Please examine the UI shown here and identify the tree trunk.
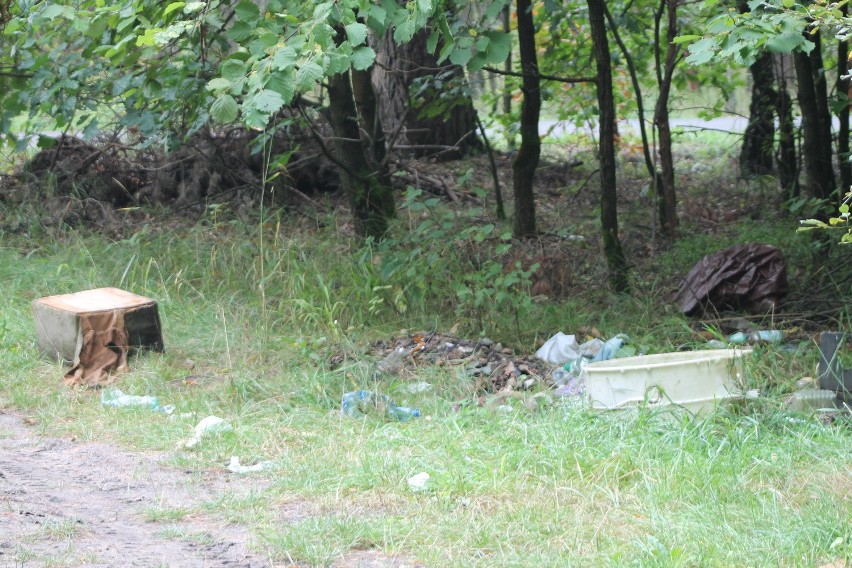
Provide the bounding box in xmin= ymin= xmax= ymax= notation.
xmin=372 ymin=26 xmax=480 ymax=159
xmin=512 ymin=0 xmax=541 ymax=238
xmin=327 ymin=63 xmax=395 ymax=238
xmin=740 ymin=52 xmax=776 ymax=176
xmin=604 ymin=4 xmax=662 ymax=193
xmin=587 ymin=0 xmax=628 ymax=292
xmin=794 ymin=31 xmax=836 ymax=200
xmin=653 ymin=0 xmax=679 ymax=238
xmin=838 ymin=11 xmax=851 ymax=195
xmin=774 ymin=55 xmax=799 ymax=198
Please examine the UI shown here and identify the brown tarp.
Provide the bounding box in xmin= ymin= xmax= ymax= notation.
xmin=676 ymin=243 xmax=788 ymax=316
xmin=63 ymin=311 xmax=129 ymax=387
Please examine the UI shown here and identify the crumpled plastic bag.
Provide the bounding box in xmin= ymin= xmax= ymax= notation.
xmin=535 ymin=332 xmax=581 ymax=364
xmin=676 ymin=243 xmax=788 ymax=316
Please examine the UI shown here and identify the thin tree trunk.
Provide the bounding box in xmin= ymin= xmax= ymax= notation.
xmin=794 ymin=31 xmax=836 ymax=200
xmin=512 ymin=0 xmax=540 ymax=238
xmin=502 ymin=4 xmax=512 ymax=117
xmin=604 ymin=4 xmax=662 ymax=192
xmin=740 ymin=52 xmax=776 ymax=176
xmin=838 ymin=9 xmax=851 ymax=195
xmin=588 ymin=0 xmax=629 ymax=291
xmin=775 ymin=55 xmax=799 ymax=198
xmin=653 ymin=0 xmax=679 ymax=238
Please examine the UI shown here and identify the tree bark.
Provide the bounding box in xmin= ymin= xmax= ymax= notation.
xmin=740 ymin=52 xmax=776 ymax=176
xmin=794 ymin=31 xmax=836 ymax=200
xmin=326 ymin=40 xmax=395 ymax=239
xmin=512 ymin=0 xmax=541 ymax=238
xmin=774 ymin=55 xmax=799 ymax=198
xmin=653 ymin=0 xmax=679 ymax=238
xmin=838 ymin=10 xmax=851 ymax=195
xmin=372 ymin=26 xmax=480 ymax=159
xmin=588 ymin=0 xmax=629 ymax=291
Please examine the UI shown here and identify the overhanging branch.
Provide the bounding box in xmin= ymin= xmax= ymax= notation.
xmin=482 ymin=66 xmax=596 ymax=85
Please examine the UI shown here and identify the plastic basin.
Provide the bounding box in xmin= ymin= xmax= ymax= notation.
xmin=584 ymin=349 xmax=751 ymax=414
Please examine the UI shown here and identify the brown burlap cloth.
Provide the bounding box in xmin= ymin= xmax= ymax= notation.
xmin=63 ymin=311 xmax=130 ymax=387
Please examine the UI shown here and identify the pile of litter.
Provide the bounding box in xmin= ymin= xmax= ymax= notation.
xmin=372 ymin=332 xmax=580 ymax=393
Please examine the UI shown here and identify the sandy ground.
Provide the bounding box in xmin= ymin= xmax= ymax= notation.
xmin=0 ymin=410 xmax=419 ymax=568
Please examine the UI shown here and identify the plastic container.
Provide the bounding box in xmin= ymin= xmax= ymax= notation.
xmin=584 ymin=349 xmax=751 ymax=414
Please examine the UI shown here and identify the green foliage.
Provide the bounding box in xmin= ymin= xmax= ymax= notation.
xmin=683 ymin=0 xmax=814 ymax=66
xmin=2 ymin=0 xmax=513 ymax=145
xmin=366 ymin=187 xmax=536 ymax=338
xmin=799 ymin=192 xmax=852 ymax=244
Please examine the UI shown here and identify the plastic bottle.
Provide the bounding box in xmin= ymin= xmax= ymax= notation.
xmin=387 ymin=405 xmax=421 ymax=421
xmin=376 ymin=347 xmax=411 ymax=375
xmin=101 ymin=388 xmax=173 ymax=413
xmin=341 ymin=390 xmax=421 ymax=421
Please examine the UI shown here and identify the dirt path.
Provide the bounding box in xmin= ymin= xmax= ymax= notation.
xmin=0 ymin=410 xmax=276 ymax=567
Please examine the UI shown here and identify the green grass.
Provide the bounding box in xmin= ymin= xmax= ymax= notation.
xmin=1 ymin=193 xmax=850 ymax=567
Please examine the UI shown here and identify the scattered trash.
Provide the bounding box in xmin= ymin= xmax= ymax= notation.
xmin=33 ymin=287 xmax=163 ymax=387
xmin=406 ymin=381 xmax=433 ymax=394
xmin=372 ymin=332 xmax=550 ymax=393
xmin=535 ymin=332 xmax=583 ymax=365
xmin=535 ymin=332 xmax=630 ymax=398
xmin=226 ymin=456 xmax=271 ymax=474
xmin=786 ymin=390 xmax=838 ymax=412
xmin=185 ymin=415 xmax=232 ymax=448
xmin=341 ymin=390 xmax=421 ymax=421
xmin=676 ymin=243 xmax=788 ymax=316
xmin=585 ymin=349 xmax=751 ymax=415
xmin=376 ymin=346 xmax=412 ymax=376
xmin=750 ymin=330 xmax=784 ymax=343
xmin=101 ymin=388 xmax=174 ymax=414
xmin=407 ymin=472 xmax=430 ymax=491
xmin=727 ymin=332 xmax=749 ymax=345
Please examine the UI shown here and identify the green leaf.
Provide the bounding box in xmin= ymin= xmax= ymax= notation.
xmin=296 ymin=61 xmax=324 ymax=92
xmin=163 ymin=2 xmax=186 ymax=16
xmin=210 ymin=94 xmax=239 ymax=123
xmin=234 ymin=0 xmax=260 ymax=22
xmin=426 ymin=29 xmax=440 ymax=53
xmin=345 ymin=22 xmax=368 ymax=46
xmin=273 ymin=46 xmax=298 ymax=70
xmin=251 ymin=89 xmax=285 ymax=113
xmin=416 ymin=0 xmax=433 ymax=15
xmin=325 ymin=47 xmax=352 ymax=75
xmin=449 ymin=46 xmax=473 ymax=66
xmin=228 ymin=21 xmax=254 ymax=42
xmin=206 ymin=77 xmax=232 ymax=91
xmin=39 ymin=5 xmax=67 ymax=20
xmin=351 ymin=46 xmax=375 ymax=70
xmin=266 ymin=70 xmax=295 ymax=103
xmin=483 ymin=31 xmax=510 ymax=65
xmin=221 ymin=59 xmax=246 ymax=82
xmin=673 ymin=34 xmax=701 ymax=44
xmin=766 ymin=31 xmax=805 ymax=53
xmin=685 ymin=37 xmax=718 ymax=65
xmin=394 ymin=19 xmax=416 ymax=43
xmin=313 ymin=2 xmax=333 ymax=21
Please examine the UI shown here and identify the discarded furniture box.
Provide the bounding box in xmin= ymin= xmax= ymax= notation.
xmin=584 ymin=349 xmax=751 ymax=415
xmin=33 ymin=288 xmax=163 ymax=386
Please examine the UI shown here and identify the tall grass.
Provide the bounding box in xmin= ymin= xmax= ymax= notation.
xmin=0 ymin=190 xmax=849 ymax=567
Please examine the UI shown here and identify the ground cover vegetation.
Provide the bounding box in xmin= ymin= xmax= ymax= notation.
xmin=1 ymin=0 xmax=851 ymax=566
